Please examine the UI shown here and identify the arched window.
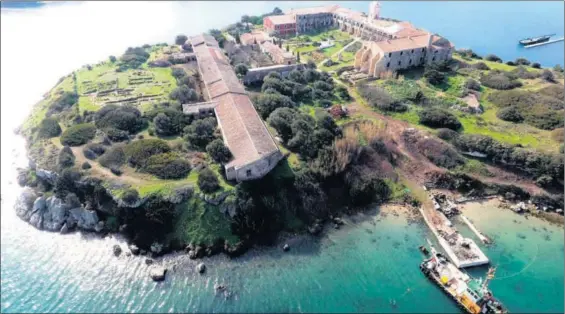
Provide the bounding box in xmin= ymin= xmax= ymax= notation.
xmin=398 ymin=60 xmax=401 ymax=66
xmin=386 ymin=62 xmax=390 ymax=68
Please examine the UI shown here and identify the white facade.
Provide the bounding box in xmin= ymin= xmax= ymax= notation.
xmin=368 ymin=1 xmax=381 ymax=21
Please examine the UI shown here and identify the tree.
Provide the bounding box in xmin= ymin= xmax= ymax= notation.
xmin=531 ymin=62 xmax=541 ymax=69
xmin=273 ymin=7 xmax=282 ymax=14
xmin=154 ymin=113 xmax=174 ymax=136
xmin=60 ymin=123 xmax=96 ymax=146
xmin=95 ymin=105 xmax=147 ymax=134
xmin=254 ymin=92 xmax=295 ymax=119
xmin=278 ymin=40 xmax=282 ymax=48
xmin=235 ymin=63 xmax=248 ymax=76
xmin=58 ymin=146 xmax=75 ymax=169
xmin=285 ymin=45 xmax=289 ymax=52
xmin=306 ymin=59 xmax=315 ymax=69
xmin=198 ymin=168 xmax=220 ymax=193
xmin=206 ymin=139 xmax=232 ymax=163
xmin=38 ymin=118 xmax=61 ymax=138
xmin=268 ymin=107 xmax=296 ymax=142
xmin=170 ymin=85 xmax=198 ymax=103
xmin=335 ymin=85 xmax=350 ymax=100
xmin=235 ymin=33 xmax=241 ymax=44
xmin=184 ymin=117 xmax=217 ymax=148
xmin=171 ymin=67 xmax=186 ymax=79
xmin=175 ymin=34 xmax=188 ymax=45
xmin=297 ymin=51 xmax=301 ymax=63
xmin=109 ymin=55 xmax=117 ymax=63
xmin=553 ymin=64 xmax=564 ymax=73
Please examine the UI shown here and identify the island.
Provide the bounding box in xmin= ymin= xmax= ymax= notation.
xmin=14 ymin=2 xmax=564 ymax=266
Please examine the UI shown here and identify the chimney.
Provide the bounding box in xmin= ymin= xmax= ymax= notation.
xmin=427 ymin=33 xmax=433 ymax=48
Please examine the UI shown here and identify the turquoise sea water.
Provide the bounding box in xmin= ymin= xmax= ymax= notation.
xmin=1 ymin=2 xmax=564 ymax=313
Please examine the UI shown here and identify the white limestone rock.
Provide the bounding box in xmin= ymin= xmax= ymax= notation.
xmin=149 ymin=266 xmax=167 ymax=281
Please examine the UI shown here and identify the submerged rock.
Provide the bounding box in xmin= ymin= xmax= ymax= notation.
xmin=149 ymin=266 xmax=167 ymax=282
xmin=283 ymin=244 xmax=290 ymax=252
xmin=308 ymin=223 xmax=322 ymax=235
xmin=196 ymin=263 xmax=206 ymax=274
xmin=113 ymin=245 xmax=122 ymax=257
xmin=129 ymin=244 xmax=140 ymax=255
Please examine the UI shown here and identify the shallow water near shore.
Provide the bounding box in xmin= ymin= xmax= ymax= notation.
xmin=1 ymin=1 xmax=564 ymax=313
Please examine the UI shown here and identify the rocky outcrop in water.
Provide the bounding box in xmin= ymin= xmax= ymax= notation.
xmin=149 ymin=266 xmax=167 ymax=281
xmin=15 ymin=190 xmax=100 ymax=232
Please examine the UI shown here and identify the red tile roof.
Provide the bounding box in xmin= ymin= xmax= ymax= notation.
xmin=190 ymin=35 xmax=280 ymax=169
xmin=266 ymin=14 xmax=296 ymax=25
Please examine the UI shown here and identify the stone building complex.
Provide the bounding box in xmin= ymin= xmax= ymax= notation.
xmin=183 ymin=34 xmax=283 ymax=182
xmin=263 ymin=1 xmax=453 ymax=76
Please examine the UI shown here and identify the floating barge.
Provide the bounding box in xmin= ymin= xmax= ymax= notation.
xmin=420 ymin=242 xmax=508 ymax=314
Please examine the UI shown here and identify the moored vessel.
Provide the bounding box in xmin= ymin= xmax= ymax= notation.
xmin=420 ymin=241 xmax=507 ymax=314
xmin=519 ymin=34 xmax=554 ymax=46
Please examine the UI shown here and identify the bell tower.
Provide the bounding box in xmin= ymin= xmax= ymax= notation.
xmin=368 ymin=1 xmax=381 ymax=21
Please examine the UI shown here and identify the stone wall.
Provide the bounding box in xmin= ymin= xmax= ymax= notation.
xmin=227 ymin=150 xmax=283 ymax=181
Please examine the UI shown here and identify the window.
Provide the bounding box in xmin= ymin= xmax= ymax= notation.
xmin=246 ymin=169 xmax=252 ymax=177
xmin=398 ymin=61 xmax=401 ymax=66
xmin=432 ymin=56 xmax=436 ymax=61
xmin=386 ymin=62 xmax=390 ymax=68
xmin=409 ymin=59 xmax=412 ymax=65
xmin=434 ymin=50 xmax=438 ymax=54
xmin=411 ymin=49 xmax=414 ymax=53
xmin=388 ymin=52 xmax=392 ymax=57
xmin=400 ymin=51 xmax=403 ymax=56
xmin=421 ymin=48 xmax=425 ymax=52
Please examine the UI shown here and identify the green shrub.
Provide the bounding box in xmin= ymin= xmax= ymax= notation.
xmin=464 ymin=78 xmax=481 ymax=91
xmin=418 ymin=108 xmax=461 ymax=130
xmin=473 ymin=62 xmax=490 ymax=70
xmin=170 ymin=85 xmax=199 ymax=103
xmin=198 ymin=168 xmax=220 ymax=193
xmin=496 ymin=106 xmax=523 ymax=122
xmin=58 ymin=146 xmax=75 ymax=169
xmin=118 ymin=47 xmax=150 ymax=70
xmin=104 ymin=128 xmax=130 ymax=142
xmin=506 ymin=61 xmax=516 ymax=66
xmin=122 ymin=188 xmax=140 ymax=204
xmin=345 ymin=166 xmax=390 ymax=206
xmin=358 ymin=84 xmax=407 ymax=111
xmin=541 ymin=69 xmax=555 ymax=82
xmin=531 ymin=62 xmax=541 ymax=69
xmin=235 ymin=64 xmax=248 ymax=76
xmin=124 ymin=139 xmax=170 ymax=168
xmin=515 ymin=57 xmax=530 ymax=66
xmin=145 ymin=108 xmax=192 ymax=136
xmin=480 ymin=72 xmax=522 ymax=90
xmin=60 ymin=123 xmax=96 ymax=146
xmin=82 ymin=162 xmax=91 ymax=169
xmin=171 ymin=68 xmax=186 ymax=79
xmin=83 ymin=143 xmax=106 ymax=160
xmin=437 ymin=128 xmax=460 ymax=141
xmin=511 ymin=66 xmax=540 ymax=80
xmin=38 ymin=118 xmax=62 ymax=138
xmin=98 ymin=145 xmax=126 ymax=169
xmin=94 ymin=105 xmax=146 ymax=134
xmin=424 ymin=69 xmax=445 ymax=85
xmin=142 ymin=152 xmax=191 ymax=179
xmin=47 ymin=92 xmax=78 ymax=115
xmin=484 ymin=54 xmax=502 ymax=62
xmin=206 ymin=139 xmax=232 ymax=163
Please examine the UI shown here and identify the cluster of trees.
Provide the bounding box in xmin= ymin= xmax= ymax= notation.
xmin=464 ymin=78 xmax=481 ymax=91
xmin=145 ymin=107 xmax=192 ymax=136
xmin=119 ymin=139 xmax=191 ymax=179
xmin=184 ymin=116 xmax=217 ymax=149
xmin=418 ymin=108 xmax=462 ymax=130
xmin=47 ymin=92 xmax=78 ymax=116
xmin=197 ymin=168 xmax=220 ymax=193
xmin=488 ymin=87 xmax=564 ymax=130
xmin=268 ymin=108 xmax=339 ymax=159
xmin=357 ymin=84 xmax=408 ymax=112
xmin=169 ymin=68 xmax=200 ymax=104
xmin=253 ymin=70 xmax=340 ymax=119
xmin=208 ymin=29 xmax=225 ymax=48
xmin=451 ymin=134 xmax=563 ymax=184
xmin=480 ymin=70 xmax=523 ymax=90
xmin=60 ymin=123 xmax=97 ymax=146
xmin=117 ymin=47 xmax=150 ymax=71
xmin=94 ymin=105 xmax=147 ymax=139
